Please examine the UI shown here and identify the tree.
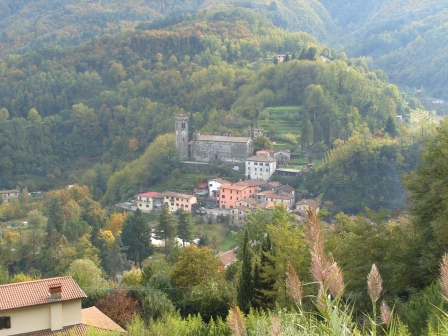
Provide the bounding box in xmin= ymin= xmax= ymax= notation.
xmin=155 ymin=204 xmax=177 ymax=259
xmin=171 ymin=245 xmax=222 ymax=288
xmin=46 ymin=198 xmax=65 ymax=238
xmin=121 ymin=208 xmax=153 ymax=268
xmin=237 ymin=229 xmax=253 ymax=314
xmin=98 ymin=289 xmax=139 ymax=328
xmin=25 ymin=209 xmax=45 ymax=269
xmin=254 ymin=135 xmax=273 ymax=151
xmin=177 ymin=209 xmax=195 ymax=247
xmin=385 ymin=115 xmax=397 ymax=137
xmin=253 ymin=234 xmax=276 ymax=309
xmin=100 ymin=231 xmax=128 ymax=280
xmin=404 ymin=120 xmax=448 ymax=288
xmin=106 ymin=212 xmax=127 ymax=235
xmin=65 ymin=258 xmax=107 ymax=289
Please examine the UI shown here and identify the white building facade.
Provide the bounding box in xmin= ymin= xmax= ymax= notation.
xmin=245 ymin=155 xmax=277 ymax=181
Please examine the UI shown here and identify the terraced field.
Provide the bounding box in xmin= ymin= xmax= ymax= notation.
xmin=256 ymin=106 xmax=302 ymax=149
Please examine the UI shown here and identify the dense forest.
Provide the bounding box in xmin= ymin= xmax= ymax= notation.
xmin=2 ymin=0 xmax=448 ymax=99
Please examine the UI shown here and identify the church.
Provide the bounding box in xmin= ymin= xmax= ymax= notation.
xmin=175 ymin=114 xmax=254 ymax=163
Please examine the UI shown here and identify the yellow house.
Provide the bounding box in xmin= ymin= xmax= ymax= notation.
xmin=0 ymin=276 xmax=124 ymax=335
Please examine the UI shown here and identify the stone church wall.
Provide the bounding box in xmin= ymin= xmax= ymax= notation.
xmin=192 ymin=140 xmax=252 ymax=163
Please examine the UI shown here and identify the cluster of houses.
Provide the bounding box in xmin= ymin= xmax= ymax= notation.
xmin=128 ymin=176 xmax=321 ymax=227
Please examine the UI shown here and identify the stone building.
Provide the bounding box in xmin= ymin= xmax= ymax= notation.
xmin=175 ymin=115 xmax=253 ymax=163
xmin=175 ymin=114 xmax=189 ymax=160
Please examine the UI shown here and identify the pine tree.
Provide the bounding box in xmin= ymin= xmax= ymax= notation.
xmin=121 ymin=208 xmax=153 ymax=267
xmin=155 ymin=203 xmax=177 ymax=259
xmin=237 ymin=229 xmax=253 ymax=314
xmin=46 ymin=198 xmax=65 ymax=240
xmin=177 ymin=209 xmax=195 ymax=247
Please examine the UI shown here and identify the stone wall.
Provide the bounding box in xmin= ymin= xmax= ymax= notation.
xmin=192 ymin=140 xmax=253 ymax=163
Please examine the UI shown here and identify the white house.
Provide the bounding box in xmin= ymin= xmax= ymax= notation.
xmin=208 ymin=178 xmax=229 ymax=200
xmin=135 ymin=191 xmax=164 ymax=212
xmin=245 ymin=155 xmax=277 ymax=181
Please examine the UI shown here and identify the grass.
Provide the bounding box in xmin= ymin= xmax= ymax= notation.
xmin=195 ymin=222 xmax=231 ymax=252
xmin=219 ymin=233 xmax=238 ymax=252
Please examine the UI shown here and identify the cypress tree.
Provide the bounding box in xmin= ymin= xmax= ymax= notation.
xmin=237 ymin=228 xmax=253 ymax=314
xmin=177 ymin=208 xmax=195 ymax=247
xmin=257 ymin=234 xmax=277 ymax=309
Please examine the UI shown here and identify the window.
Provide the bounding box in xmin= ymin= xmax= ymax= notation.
xmin=139 ymin=204 xmax=142 ymax=207
xmin=0 ymin=316 xmax=11 ymax=329
xmin=265 ymin=163 xmax=269 ymax=166
xmin=230 ymin=196 xmax=233 ymax=200
xmin=222 ymin=195 xmax=225 ymax=198
xmin=176 ymin=203 xmax=179 ymax=207
xmin=176 ymin=198 xmax=179 ymax=201
xmin=171 ymin=202 xmax=174 ymax=206
xmin=185 ymin=205 xmax=188 ymax=208
xmin=146 ymin=205 xmax=149 ymax=208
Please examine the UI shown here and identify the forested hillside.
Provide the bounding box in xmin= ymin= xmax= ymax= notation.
xmin=0 ymin=0 xmax=335 ymax=56
xmin=0 ymin=9 xmax=414 ymax=200
xmin=320 ymin=0 xmax=448 ymax=99
xmin=3 ymin=0 xmax=448 ymax=99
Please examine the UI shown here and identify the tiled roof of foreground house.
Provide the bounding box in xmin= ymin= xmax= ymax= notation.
xmin=0 ymin=277 xmax=86 ymax=310
xmin=82 ymin=306 xmax=125 ymax=333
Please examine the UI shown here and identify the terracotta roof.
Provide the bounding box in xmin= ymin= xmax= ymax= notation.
xmin=236 ymin=179 xmax=268 ymax=187
xmin=266 ymin=182 xmax=282 ymax=188
xmin=255 ymin=201 xmax=275 ymax=209
xmin=246 ymin=154 xmax=276 ymax=162
xmin=236 ymin=198 xmax=260 ymax=206
xmin=136 ymin=191 xmax=162 ymax=198
xmin=234 ymin=205 xmax=251 ymax=213
xmin=295 ymin=199 xmax=321 ymax=209
xmin=0 ymin=277 xmax=86 ymax=311
xmin=209 ymin=178 xmax=229 ymax=184
xmin=256 ymin=150 xmax=270 ymax=156
xmin=220 ymin=183 xmax=248 ymax=191
xmin=21 ymin=323 xmax=123 ymax=335
xmin=278 ymin=184 xmax=295 ymax=192
xmin=218 ymin=250 xmax=238 ymax=268
xmin=196 ymin=135 xmax=251 ymax=143
xmin=162 ymin=191 xmax=196 ymax=199
xmin=82 ymin=306 xmax=125 ymax=333
xmin=197 ymin=182 xmax=208 ymax=189
xmin=255 ymin=191 xmax=294 ymax=200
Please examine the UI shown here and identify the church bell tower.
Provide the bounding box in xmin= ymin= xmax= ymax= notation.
xmin=175 ymin=114 xmax=189 ymax=160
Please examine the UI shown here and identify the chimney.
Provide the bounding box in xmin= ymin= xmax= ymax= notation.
xmin=49 ymin=284 xmax=62 ymax=300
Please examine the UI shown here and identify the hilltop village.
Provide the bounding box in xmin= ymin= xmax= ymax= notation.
xmin=118 ymin=115 xmax=320 ymax=228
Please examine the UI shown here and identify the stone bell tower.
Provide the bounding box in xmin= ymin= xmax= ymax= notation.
xmin=175 ymin=114 xmax=189 ymax=160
